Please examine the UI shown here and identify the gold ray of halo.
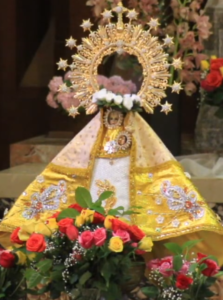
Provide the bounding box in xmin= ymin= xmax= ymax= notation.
xmin=61 ymin=1 xmax=176 ymax=116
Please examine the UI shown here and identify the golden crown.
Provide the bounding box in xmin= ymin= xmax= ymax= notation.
xmin=56 ymin=1 xmax=182 ymax=118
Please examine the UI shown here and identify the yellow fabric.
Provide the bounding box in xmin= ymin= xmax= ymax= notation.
xmin=0 ymin=110 xmax=223 ymax=266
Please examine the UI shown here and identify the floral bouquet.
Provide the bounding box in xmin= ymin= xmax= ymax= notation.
xmin=141 ymin=240 xmax=223 ymax=300
xmin=86 ymin=0 xmax=212 ymax=96
xmin=3 ymin=187 xmax=153 ymax=300
xmin=199 ymin=57 xmax=223 ymax=118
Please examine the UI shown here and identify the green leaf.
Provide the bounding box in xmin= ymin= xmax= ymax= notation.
xmin=51 ymin=271 xmax=62 ymax=281
xmin=27 ymin=272 xmax=43 ymax=288
xmin=215 ymin=271 xmax=223 ymax=277
xmin=173 ymin=255 xmax=183 ymax=271
xmin=189 ymin=263 xmax=198 ymax=273
xmin=182 ymin=239 xmax=202 ymax=251
xmin=89 ymin=204 xmax=105 ymax=215
xmin=79 ymin=271 xmax=92 ymax=285
xmin=101 ymin=261 xmax=112 ymax=286
xmin=164 ymin=242 xmax=182 ymax=255
xmin=141 ymin=286 xmax=159 ymax=298
xmin=57 ymin=208 xmax=79 ymax=221
xmin=95 ymin=191 xmax=114 ymax=206
xmin=36 ymin=259 xmax=52 ymax=273
xmin=205 ymin=276 xmax=217 ymax=287
xmin=70 ymin=273 xmax=78 ymax=284
xmin=75 ymin=187 xmax=92 ymax=208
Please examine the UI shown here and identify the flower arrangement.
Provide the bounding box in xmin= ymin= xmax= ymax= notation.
xmin=200 ymin=57 xmax=223 ymax=118
xmin=141 ymin=240 xmax=223 ymax=300
xmin=46 ymin=73 xmax=138 ymax=114
xmin=86 ymin=0 xmax=212 ymax=96
xmin=1 ymin=187 xmax=152 ymax=300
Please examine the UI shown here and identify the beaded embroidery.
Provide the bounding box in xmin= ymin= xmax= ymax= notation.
xmin=22 ymin=180 xmax=67 ymax=220
xmin=161 ymin=180 xmax=205 ymax=220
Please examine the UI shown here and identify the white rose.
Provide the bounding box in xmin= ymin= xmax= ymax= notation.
xmin=131 ymin=94 xmax=141 ymax=103
xmin=114 ymin=95 xmax=123 ymax=105
xmin=123 ymin=94 xmax=133 ymax=110
xmin=97 ymin=88 xmax=107 ymax=99
xmin=105 ymin=92 xmax=115 ymax=103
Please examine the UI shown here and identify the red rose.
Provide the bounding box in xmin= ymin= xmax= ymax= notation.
xmin=197 ymin=253 xmax=220 ymax=276
xmin=127 ymin=225 xmax=146 ymax=242
xmin=201 ymin=70 xmax=223 ymax=91
xmin=66 ymin=225 xmax=79 ymax=241
xmin=26 ymin=233 xmax=46 ymax=252
xmin=10 ymin=227 xmax=24 ymax=245
xmin=78 ymin=231 xmax=94 ymax=249
xmin=48 ymin=211 xmax=60 ymax=219
xmin=69 ymin=203 xmax=83 ymax=212
xmin=94 ymin=228 xmax=107 ymax=246
xmin=93 ymin=212 xmax=105 ymax=224
xmin=111 ymin=219 xmax=130 ymax=232
xmin=58 ymin=218 xmax=74 ymax=234
xmin=210 ymin=58 xmax=223 ymax=71
xmin=73 ymin=253 xmax=83 ymax=261
xmin=0 ymin=251 xmax=15 ymax=268
xmin=131 ymin=243 xmax=146 ymax=255
xmin=176 ymin=274 xmax=193 ymax=290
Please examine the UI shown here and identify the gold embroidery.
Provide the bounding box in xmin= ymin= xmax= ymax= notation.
xmin=96 ymin=180 xmax=117 ymax=213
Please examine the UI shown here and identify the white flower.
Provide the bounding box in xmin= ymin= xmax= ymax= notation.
xmin=131 ymin=94 xmax=141 ymax=103
xmin=114 ymin=95 xmax=123 ymax=105
xmin=123 ymin=94 xmax=133 ymax=110
xmin=105 ymin=92 xmax=115 ymax=103
xmin=92 ymin=88 xmax=107 ymax=103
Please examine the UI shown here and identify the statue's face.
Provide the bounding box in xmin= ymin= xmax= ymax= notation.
xmin=118 ymin=135 xmax=127 ymax=145
xmin=108 ymin=112 xmax=120 ymax=126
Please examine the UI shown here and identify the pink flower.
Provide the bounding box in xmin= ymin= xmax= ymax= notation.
xmin=113 ymin=229 xmax=130 ymax=243
xmin=179 ymin=31 xmax=195 ymax=50
xmin=195 ymin=15 xmax=212 ymax=40
xmin=78 ymin=231 xmax=95 ymax=249
xmin=64 ymin=71 xmax=72 ymax=81
xmin=97 ymin=75 xmax=109 ymax=88
xmin=66 ymin=225 xmax=79 ymax=241
xmin=48 ymin=76 xmax=63 ymax=93
xmin=147 ymin=258 xmax=161 ymax=270
xmin=179 ymin=261 xmax=191 ymax=274
xmin=179 ymin=7 xmax=189 ymax=20
xmin=57 ymin=92 xmax=80 ymax=110
xmin=46 ymin=92 xmax=59 ymax=109
xmin=158 ymin=256 xmax=174 ymax=277
xmin=183 ymin=57 xmax=195 ymax=70
xmin=94 ymin=228 xmax=107 ymax=246
xmin=184 ymin=82 xmax=197 ymax=96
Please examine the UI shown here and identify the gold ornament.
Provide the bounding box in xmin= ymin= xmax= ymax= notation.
xmin=59 ymin=1 xmax=181 ymax=117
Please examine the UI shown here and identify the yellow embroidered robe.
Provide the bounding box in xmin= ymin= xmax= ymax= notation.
xmin=1 ymin=111 xmax=223 ymax=263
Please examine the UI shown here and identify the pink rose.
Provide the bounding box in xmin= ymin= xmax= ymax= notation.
xmin=113 ymin=229 xmax=130 ymax=243
xmin=46 ymin=92 xmax=59 ymax=109
xmin=66 ymin=225 xmax=79 ymax=241
xmin=158 ymin=257 xmax=174 ymax=277
xmin=179 ymin=261 xmax=190 ymax=274
xmin=78 ymin=231 xmax=95 ymax=249
xmin=48 ymin=76 xmax=63 ymax=93
xmin=147 ymin=258 xmax=161 ymax=270
xmin=94 ymin=228 xmax=107 ymax=246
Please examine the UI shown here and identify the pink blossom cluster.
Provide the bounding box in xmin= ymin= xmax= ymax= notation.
xmin=97 ymin=75 xmax=137 ymax=94
xmin=86 ymin=0 xmax=213 ymax=96
xmin=46 ymin=73 xmax=80 ymax=110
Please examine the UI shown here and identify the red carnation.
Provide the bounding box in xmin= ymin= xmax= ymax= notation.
xmin=176 ymin=274 xmax=193 ymax=290
xmin=92 ymin=212 xmax=105 ymax=224
xmin=69 ymin=203 xmax=83 ymax=212
xmin=110 ymin=219 xmax=130 ymax=232
xmin=10 ymin=227 xmax=24 ymax=245
xmin=127 ymin=225 xmax=145 ymax=242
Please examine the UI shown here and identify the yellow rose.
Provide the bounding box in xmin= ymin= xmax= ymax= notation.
xmin=104 ymin=215 xmax=116 ymax=230
xmin=220 ymin=66 xmax=223 ymax=77
xmin=75 ymin=215 xmax=85 ymax=227
xmin=27 ymin=253 xmax=36 ymax=261
xmin=34 ymin=222 xmax=51 ymax=237
xmin=18 ymin=229 xmax=31 ymax=241
xmin=109 ymin=237 xmax=123 ymax=252
xmin=211 ymin=55 xmax=217 ymax=59
xmin=80 ymin=209 xmax=94 ymax=223
xmin=16 ymin=251 xmax=27 ymax=265
xmin=47 ymin=218 xmax=59 ymax=232
xmin=200 ymin=60 xmax=209 ymax=71
xmin=138 ymin=237 xmax=153 ymax=252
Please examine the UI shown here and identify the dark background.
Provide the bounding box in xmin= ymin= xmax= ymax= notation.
xmin=0 ymin=0 xmax=208 ymax=170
